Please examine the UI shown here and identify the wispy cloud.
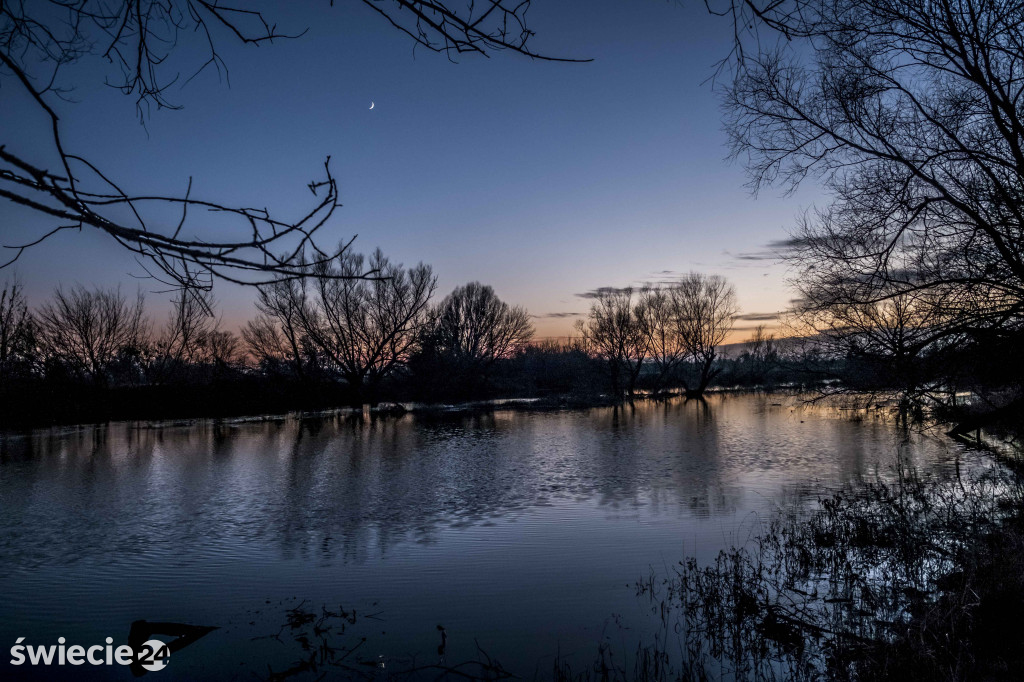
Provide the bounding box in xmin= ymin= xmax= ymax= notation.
xmin=728 ymin=237 xmax=808 ymax=262
xmin=734 ymin=311 xmax=781 ymax=322
xmin=532 ymin=312 xmax=582 ymax=319
xmin=574 ymin=286 xmax=634 ymax=299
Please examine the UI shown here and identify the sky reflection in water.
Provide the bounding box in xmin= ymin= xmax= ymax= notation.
xmin=0 ymin=394 xmax=963 ymax=679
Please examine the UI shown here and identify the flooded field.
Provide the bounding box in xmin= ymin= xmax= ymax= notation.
xmin=0 ymin=394 xmax=966 ymax=679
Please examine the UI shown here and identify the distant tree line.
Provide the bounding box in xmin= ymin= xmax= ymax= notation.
xmin=11 ymin=238 xmax=1016 ymax=431
xmin=1 ymin=252 xmax=806 ymax=427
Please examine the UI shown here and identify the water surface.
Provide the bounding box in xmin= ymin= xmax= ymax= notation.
xmin=0 ymin=394 xmax=964 ymax=679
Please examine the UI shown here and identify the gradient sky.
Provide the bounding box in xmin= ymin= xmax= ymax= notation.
xmin=0 ymin=0 xmax=821 ymax=341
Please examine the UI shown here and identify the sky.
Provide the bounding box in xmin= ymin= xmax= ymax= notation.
xmin=0 ymin=0 xmax=821 ymax=342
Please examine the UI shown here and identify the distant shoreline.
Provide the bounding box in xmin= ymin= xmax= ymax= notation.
xmin=0 ymin=383 xmax=783 ymax=434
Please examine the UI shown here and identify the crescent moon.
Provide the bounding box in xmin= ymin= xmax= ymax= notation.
xmin=369 ymin=101 xmax=375 ymax=110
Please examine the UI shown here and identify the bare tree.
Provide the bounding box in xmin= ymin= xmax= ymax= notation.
xmin=672 ymin=273 xmax=738 ymax=397
xmin=206 ymin=329 xmax=242 ymax=373
xmin=793 ymin=277 xmax=962 ymax=401
xmin=429 ymin=282 xmax=534 ymax=370
xmin=351 ymin=1 xmax=591 ymax=62
xmin=244 ymin=314 xmax=296 ymax=377
xmin=576 ymin=288 xmax=649 ymax=398
xmin=0 ymin=2 xmax=584 ymax=289
xmin=743 ymin=325 xmax=775 ymax=360
xmin=150 ymin=288 xmax=216 ymax=380
xmin=737 ymin=324 xmax=779 ymax=386
xmin=0 ymin=278 xmax=35 ymax=382
xmin=243 ymin=279 xmax=315 ymax=379
xmin=297 ymin=248 xmax=436 ymax=398
xmin=720 ymin=0 xmax=1024 ymax=378
xmin=149 ymin=287 xmax=247 ymax=381
xmin=637 ymin=286 xmax=687 ymax=394
xmin=36 ymin=285 xmax=150 ymax=386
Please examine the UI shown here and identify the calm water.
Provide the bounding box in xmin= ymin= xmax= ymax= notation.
xmin=0 ymin=394 xmax=965 ymax=679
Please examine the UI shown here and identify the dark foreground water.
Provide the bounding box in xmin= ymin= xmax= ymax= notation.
xmin=0 ymin=394 xmax=965 ymax=680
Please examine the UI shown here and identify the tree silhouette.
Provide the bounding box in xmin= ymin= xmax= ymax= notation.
xmin=244 ymin=279 xmax=314 ymax=380
xmin=0 ymin=278 xmax=35 ymax=382
xmin=293 ymin=249 xmax=436 ymax=399
xmin=35 ymin=284 xmax=150 ymax=386
xmin=673 ymin=273 xmax=738 ymax=396
xmin=576 ymin=288 xmax=649 ymax=399
xmin=637 ymin=286 xmax=688 ymax=394
xmin=429 ymin=282 xmax=534 ymax=369
xmin=721 ymin=0 xmax=1024 ymax=387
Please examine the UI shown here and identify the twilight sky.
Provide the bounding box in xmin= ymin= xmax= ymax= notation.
xmin=0 ymin=0 xmax=820 ymax=341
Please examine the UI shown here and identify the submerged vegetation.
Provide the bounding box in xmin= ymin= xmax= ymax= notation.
xmin=551 ymin=447 xmax=1024 ymax=682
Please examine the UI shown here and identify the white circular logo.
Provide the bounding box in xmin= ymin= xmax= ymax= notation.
xmin=138 ymin=639 xmax=171 ymax=672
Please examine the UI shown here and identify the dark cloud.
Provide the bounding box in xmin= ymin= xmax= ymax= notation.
xmin=574 ymin=286 xmax=633 ymax=299
xmin=532 ymin=312 xmax=582 ymax=319
xmin=730 ymin=237 xmax=810 ymax=261
xmin=765 ymin=237 xmax=809 ymax=250
xmin=733 ymin=312 xmax=780 ymax=322
xmin=733 ymin=252 xmax=778 ymax=261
